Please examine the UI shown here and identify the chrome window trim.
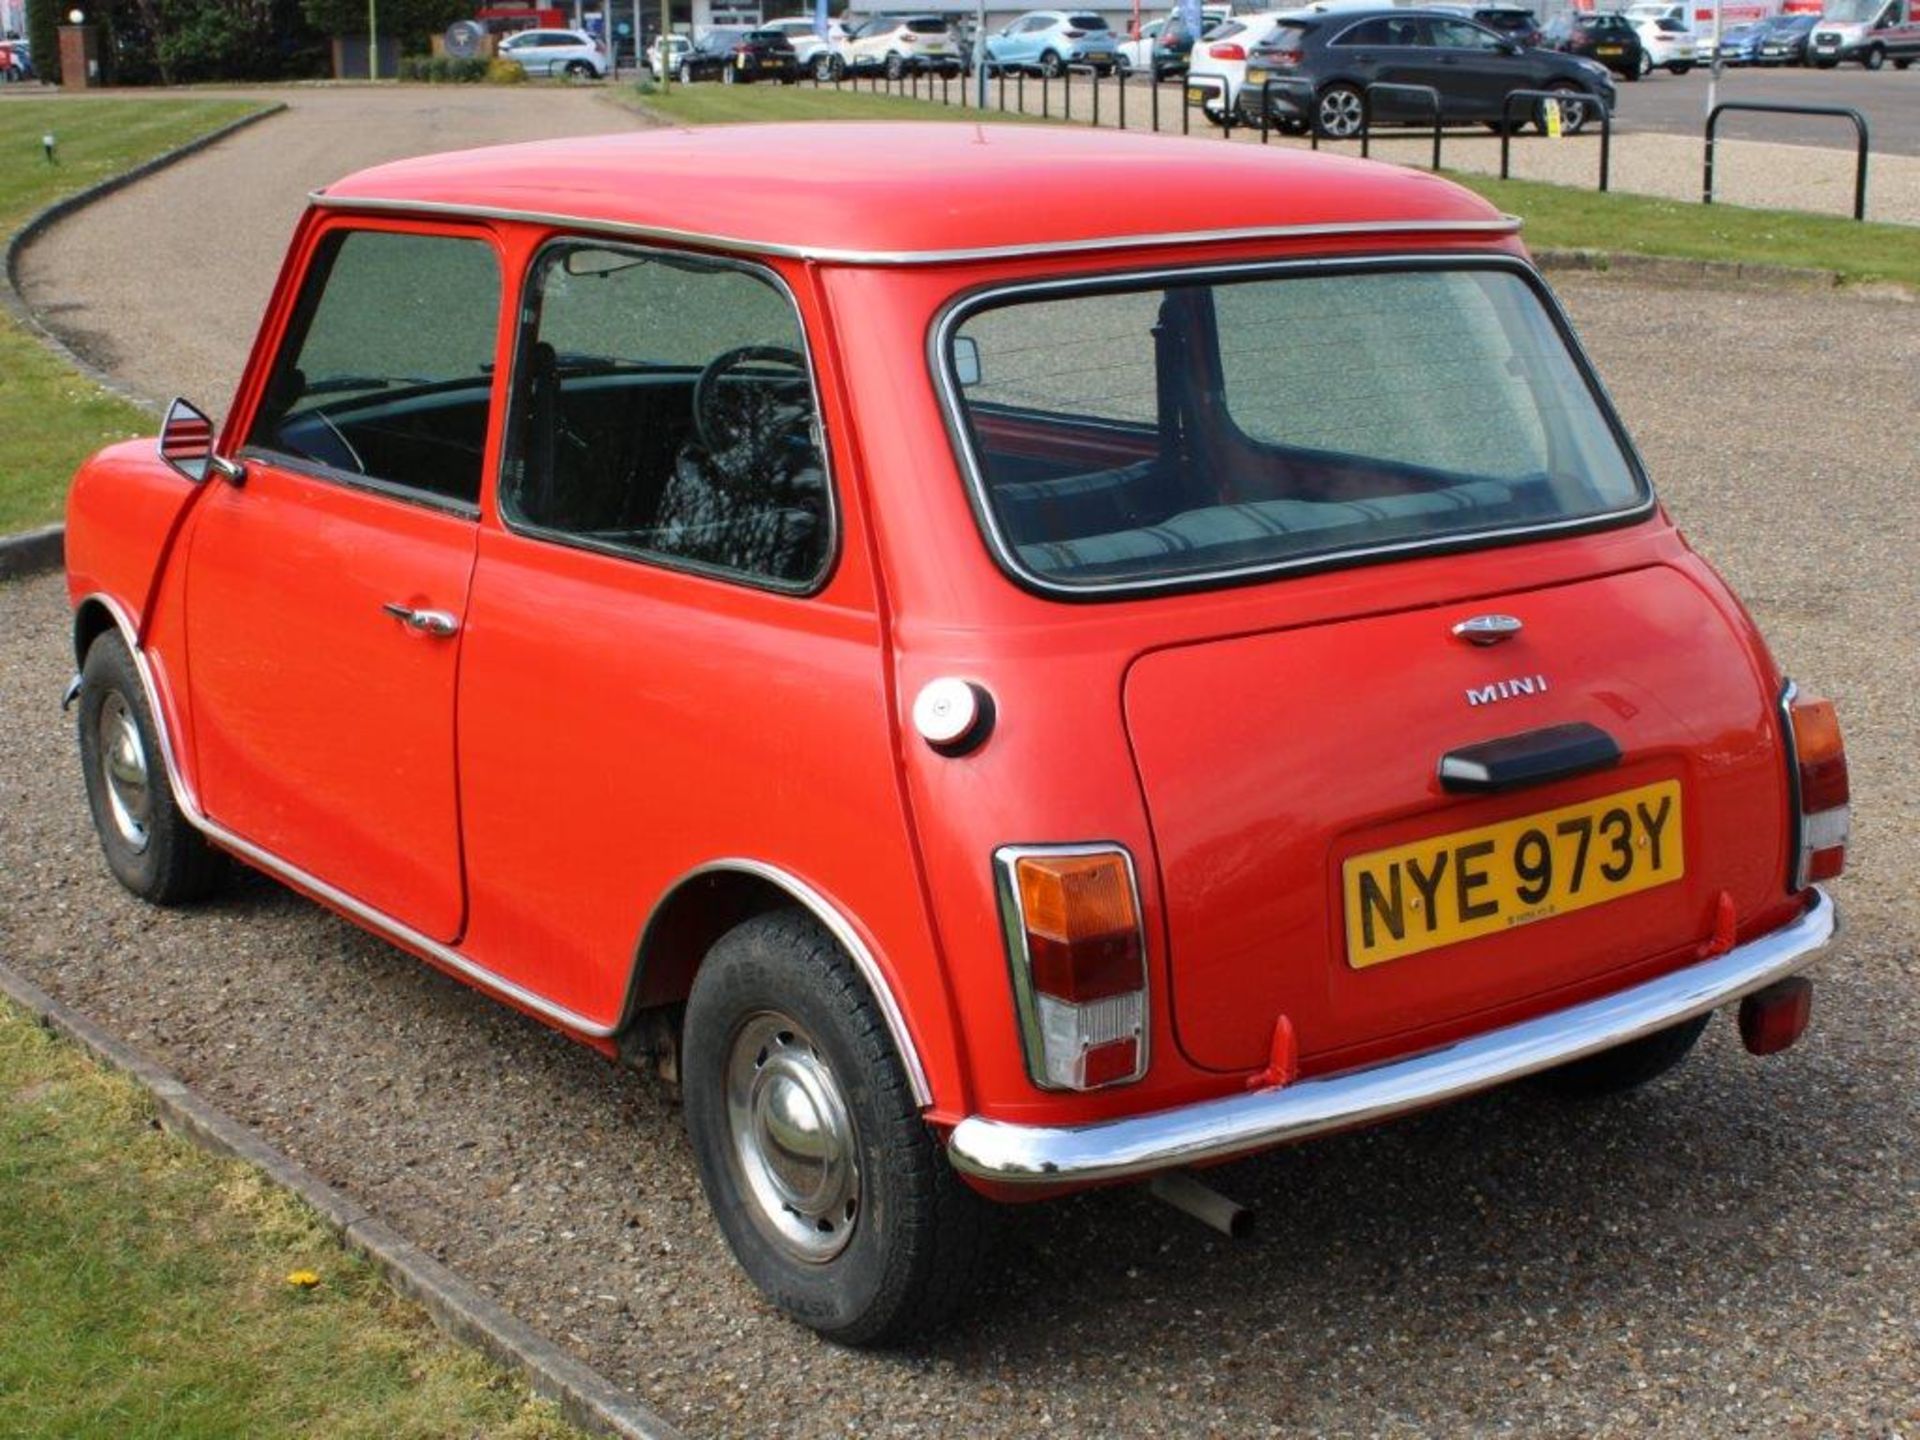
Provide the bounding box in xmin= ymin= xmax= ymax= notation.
xmin=308 ymin=193 xmax=1522 ymax=268
xmin=929 ymin=252 xmax=1658 ymax=600
xmin=74 ymin=596 xmax=932 ymax=1105
xmin=993 ymin=842 xmax=1150 ymax=1092
xmin=496 ymin=235 xmax=840 ymax=598
xmin=236 ymin=446 xmax=483 ymax=521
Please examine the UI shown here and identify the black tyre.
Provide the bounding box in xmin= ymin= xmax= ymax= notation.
xmin=678 ymin=60 xmax=693 ymax=83
xmin=814 ymin=52 xmax=841 ymax=80
xmin=77 ymin=630 xmax=223 ymax=906
xmin=564 ymin=59 xmax=594 ymax=79
xmin=1039 ymin=48 xmax=1064 ymax=78
xmin=683 ymin=909 xmax=991 ymax=1346
xmin=1538 ymin=1014 xmax=1710 ymax=1098
xmin=722 ymin=61 xmax=738 ymax=84
xmin=1863 ymin=44 xmax=1885 ymax=69
xmin=1634 ymin=49 xmax=1652 ymax=77
xmin=885 ymin=51 xmax=905 ymax=79
xmin=1670 ymin=61 xmax=1693 ymax=74
xmin=1314 ymin=82 xmax=1366 ymax=138
xmin=1895 ymin=56 xmax=1913 ymax=69
xmin=1536 ymin=82 xmax=1592 ymax=135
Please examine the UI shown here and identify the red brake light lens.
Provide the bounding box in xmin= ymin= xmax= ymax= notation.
xmin=1267 ymin=46 xmax=1304 ymax=65
xmin=1786 ymin=691 xmax=1848 ymax=887
xmin=1209 ymin=41 xmax=1246 ymax=59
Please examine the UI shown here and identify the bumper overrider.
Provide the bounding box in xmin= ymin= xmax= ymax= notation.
xmin=948 ymin=888 xmax=1835 ymax=1186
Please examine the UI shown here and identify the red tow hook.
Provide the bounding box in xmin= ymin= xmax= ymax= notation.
xmin=1739 ymin=976 xmax=1813 ymax=1056
xmin=1247 ymin=1014 xmax=1299 ymax=1091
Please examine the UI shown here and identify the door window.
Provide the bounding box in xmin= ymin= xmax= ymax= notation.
xmin=1430 ymin=18 xmax=1505 ymax=47
xmin=246 ymin=228 xmax=501 ymax=512
xmin=501 ymin=242 xmax=832 ymax=591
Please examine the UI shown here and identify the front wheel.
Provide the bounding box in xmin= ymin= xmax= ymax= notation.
xmin=885 ymin=51 xmax=906 ymax=79
xmin=1314 ymin=82 xmax=1366 ymax=138
xmin=1862 ymin=44 xmax=1885 ymax=69
xmin=1538 ymin=1014 xmax=1710 ymax=1098
xmin=683 ymin=910 xmax=991 ymax=1346
xmin=678 ymin=60 xmax=693 ymax=83
xmin=814 ymin=52 xmax=843 ymax=80
xmin=722 ymin=62 xmax=738 ymax=84
xmin=564 ymin=59 xmax=595 ymax=80
xmin=78 ymin=631 xmax=224 ymax=906
xmin=1537 ymin=82 xmax=1592 ymax=135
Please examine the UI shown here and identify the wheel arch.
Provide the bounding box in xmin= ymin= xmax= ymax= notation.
xmin=625 ymin=859 xmax=935 ymax=1107
xmin=73 ymin=594 xmax=120 ymax=668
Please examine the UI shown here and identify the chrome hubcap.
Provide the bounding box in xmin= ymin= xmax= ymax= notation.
xmin=1320 ymin=90 xmax=1363 ymax=136
xmin=98 ymin=692 xmax=152 ymax=852
xmin=725 ymin=1013 xmax=860 ymax=1263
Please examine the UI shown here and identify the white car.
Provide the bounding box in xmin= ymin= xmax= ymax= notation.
xmin=760 ymin=14 xmax=850 ymax=69
xmin=1185 ymin=10 xmax=1300 ymax=120
xmin=832 ymin=13 xmax=963 ymax=78
xmin=497 ymin=28 xmax=607 ymax=79
xmin=1117 ymin=16 xmax=1171 ymax=73
xmin=1632 ymin=15 xmax=1697 ymax=73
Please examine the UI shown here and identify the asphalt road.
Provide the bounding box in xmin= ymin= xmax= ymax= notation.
xmin=1603 ymin=62 xmax=1920 ymax=155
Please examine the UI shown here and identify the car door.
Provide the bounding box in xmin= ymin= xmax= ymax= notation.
xmin=185 ymin=220 xmax=506 ymax=942
xmin=454 ymin=238 xmax=855 ymax=1018
xmin=1424 ymin=16 xmax=1531 ymax=118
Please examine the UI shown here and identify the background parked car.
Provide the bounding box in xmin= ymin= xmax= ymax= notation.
xmin=1809 ymin=0 xmax=1920 ymax=68
xmin=676 ymin=26 xmax=801 ymax=82
xmin=1239 ymin=9 xmax=1614 ymax=137
xmin=0 ymin=38 xmax=31 ymax=80
xmin=1117 ymin=16 xmax=1171 ymax=75
xmin=647 ymin=31 xmax=691 ymax=77
xmin=759 ymin=14 xmax=849 ymax=70
xmin=1713 ymin=19 xmax=1767 ymax=64
xmin=984 ymin=10 xmax=1122 ymax=76
xmin=1632 ymin=15 xmax=1696 ymax=74
xmin=1152 ymin=5 xmax=1234 ymax=76
xmin=496 ymin=27 xmax=607 ymax=78
xmin=1187 ymin=10 xmax=1305 ymax=119
xmin=840 ymin=14 xmax=962 ymax=77
xmin=1541 ymin=11 xmax=1645 ymax=79
xmin=1463 ymin=6 xmax=1545 ymax=47
xmin=1757 ymin=11 xmax=1818 ymax=62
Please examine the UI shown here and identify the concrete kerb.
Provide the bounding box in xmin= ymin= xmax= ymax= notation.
xmin=0 ymin=959 xmax=687 ymax=1440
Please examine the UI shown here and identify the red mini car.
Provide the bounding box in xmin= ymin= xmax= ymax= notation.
xmin=64 ymin=124 xmax=1845 ymax=1346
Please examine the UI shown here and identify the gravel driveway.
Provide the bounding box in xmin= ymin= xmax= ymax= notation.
xmin=3 ymin=271 xmax=1916 ymax=1437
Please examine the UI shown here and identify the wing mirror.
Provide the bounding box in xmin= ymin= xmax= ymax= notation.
xmin=1499 ymin=38 xmax=1522 ymax=53
xmin=158 ymin=397 xmax=245 ymax=486
xmin=953 ymin=336 xmax=984 ymax=387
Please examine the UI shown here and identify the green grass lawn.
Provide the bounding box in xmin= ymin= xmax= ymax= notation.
xmin=0 ymin=97 xmax=263 ymax=533
xmin=0 ymin=999 xmax=587 ymax=1439
xmin=1453 ymin=173 xmax=1920 ymax=290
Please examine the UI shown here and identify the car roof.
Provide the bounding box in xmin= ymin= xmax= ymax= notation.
xmin=316 ymin=124 xmax=1514 ymax=267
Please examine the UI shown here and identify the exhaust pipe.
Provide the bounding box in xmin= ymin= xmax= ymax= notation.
xmin=1148 ymin=1169 xmax=1254 ymax=1240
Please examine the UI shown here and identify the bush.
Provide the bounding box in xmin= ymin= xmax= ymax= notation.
xmin=25 ymin=0 xmax=60 ymax=84
xmin=484 ymin=54 xmax=525 ymax=83
xmin=398 ymin=53 xmax=488 ymax=81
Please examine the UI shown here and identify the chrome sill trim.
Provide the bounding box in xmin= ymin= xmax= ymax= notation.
xmin=947 ymin=888 xmax=1836 ymax=1186
xmin=306 ymin=192 xmax=1522 ymax=267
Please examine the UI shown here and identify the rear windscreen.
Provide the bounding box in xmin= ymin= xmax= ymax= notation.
xmin=940 ymin=265 xmax=1648 ymax=593
xmin=1068 ymin=14 xmax=1107 ymax=28
xmin=905 ymin=17 xmax=948 ymax=32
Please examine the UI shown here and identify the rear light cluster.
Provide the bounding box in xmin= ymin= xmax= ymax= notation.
xmin=996 ymin=846 xmax=1149 ymax=1091
xmin=1209 ymin=41 xmax=1246 ymax=59
xmin=1784 ymin=685 xmax=1849 ymax=888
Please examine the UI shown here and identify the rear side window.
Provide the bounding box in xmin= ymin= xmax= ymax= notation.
xmin=501 ymin=242 xmax=831 ymax=591
xmin=248 ymin=228 xmax=500 ymax=511
xmin=940 ymin=265 xmax=1647 ymax=593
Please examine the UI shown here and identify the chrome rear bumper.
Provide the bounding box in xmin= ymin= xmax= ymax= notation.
xmin=947 ymin=889 xmax=1836 ymax=1187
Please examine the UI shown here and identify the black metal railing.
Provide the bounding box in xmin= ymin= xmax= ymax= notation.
xmin=1499 ymin=88 xmax=1612 ymax=193
xmin=1705 ymin=102 xmax=1869 ymax=220
xmin=1361 ymin=82 xmax=1443 ymax=170
xmin=1254 ymin=75 xmax=1319 ymax=148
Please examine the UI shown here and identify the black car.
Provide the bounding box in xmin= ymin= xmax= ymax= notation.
xmin=1541 ymin=11 xmax=1646 ymax=79
xmin=1465 ymin=6 xmax=1545 ymax=48
xmin=1151 ymin=10 xmax=1229 ymax=77
xmin=676 ymin=27 xmax=801 ymax=83
xmin=1240 ymin=8 xmax=1616 ymax=139
xmin=1757 ymin=12 xmax=1818 ymax=63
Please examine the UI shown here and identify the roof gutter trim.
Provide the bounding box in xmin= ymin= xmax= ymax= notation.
xmin=305 ymin=191 xmax=1523 ymax=266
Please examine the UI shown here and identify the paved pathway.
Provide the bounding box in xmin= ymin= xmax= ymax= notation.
xmin=15 ymin=86 xmax=646 ymax=413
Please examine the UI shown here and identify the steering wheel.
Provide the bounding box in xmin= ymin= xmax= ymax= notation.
xmin=692 ymin=345 xmax=811 ymax=454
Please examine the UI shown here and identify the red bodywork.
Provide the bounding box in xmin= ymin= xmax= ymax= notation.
xmin=64 ymin=125 xmax=1820 ymax=1186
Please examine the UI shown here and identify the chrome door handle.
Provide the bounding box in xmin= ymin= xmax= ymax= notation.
xmin=381 ymin=602 xmax=460 ymax=637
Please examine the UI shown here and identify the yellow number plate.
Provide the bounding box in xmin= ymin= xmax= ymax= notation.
xmin=1343 ymin=780 xmax=1683 ymax=969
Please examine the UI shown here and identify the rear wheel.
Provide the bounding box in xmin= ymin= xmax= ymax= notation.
xmin=1539 ymin=1014 xmax=1711 ymax=1098
xmin=1314 ymin=82 xmax=1366 ymax=138
xmin=564 ymin=59 xmax=595 ymax=79
xmin=678 ymin=60 xmax=693 ymax=82
xmin=722 ymin=61 xmax=738 ymax=84
xmin=1896 ymin=56 xmax=1913 ymax=69
xmin=1040 ymin=48 xmax=1064 ymax=78
xmin=1635 ymin=49 xmax=1653 ymax=77
xmin=1670 ymin=61 xmax=1693 ymax=74
xmin=78 ymin=631 xmax=223 ymax=906
xmin=682 ymin=909 xmax=991 ymax=1346
xmin=814 ymin=52 xmax=843 ymax=80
